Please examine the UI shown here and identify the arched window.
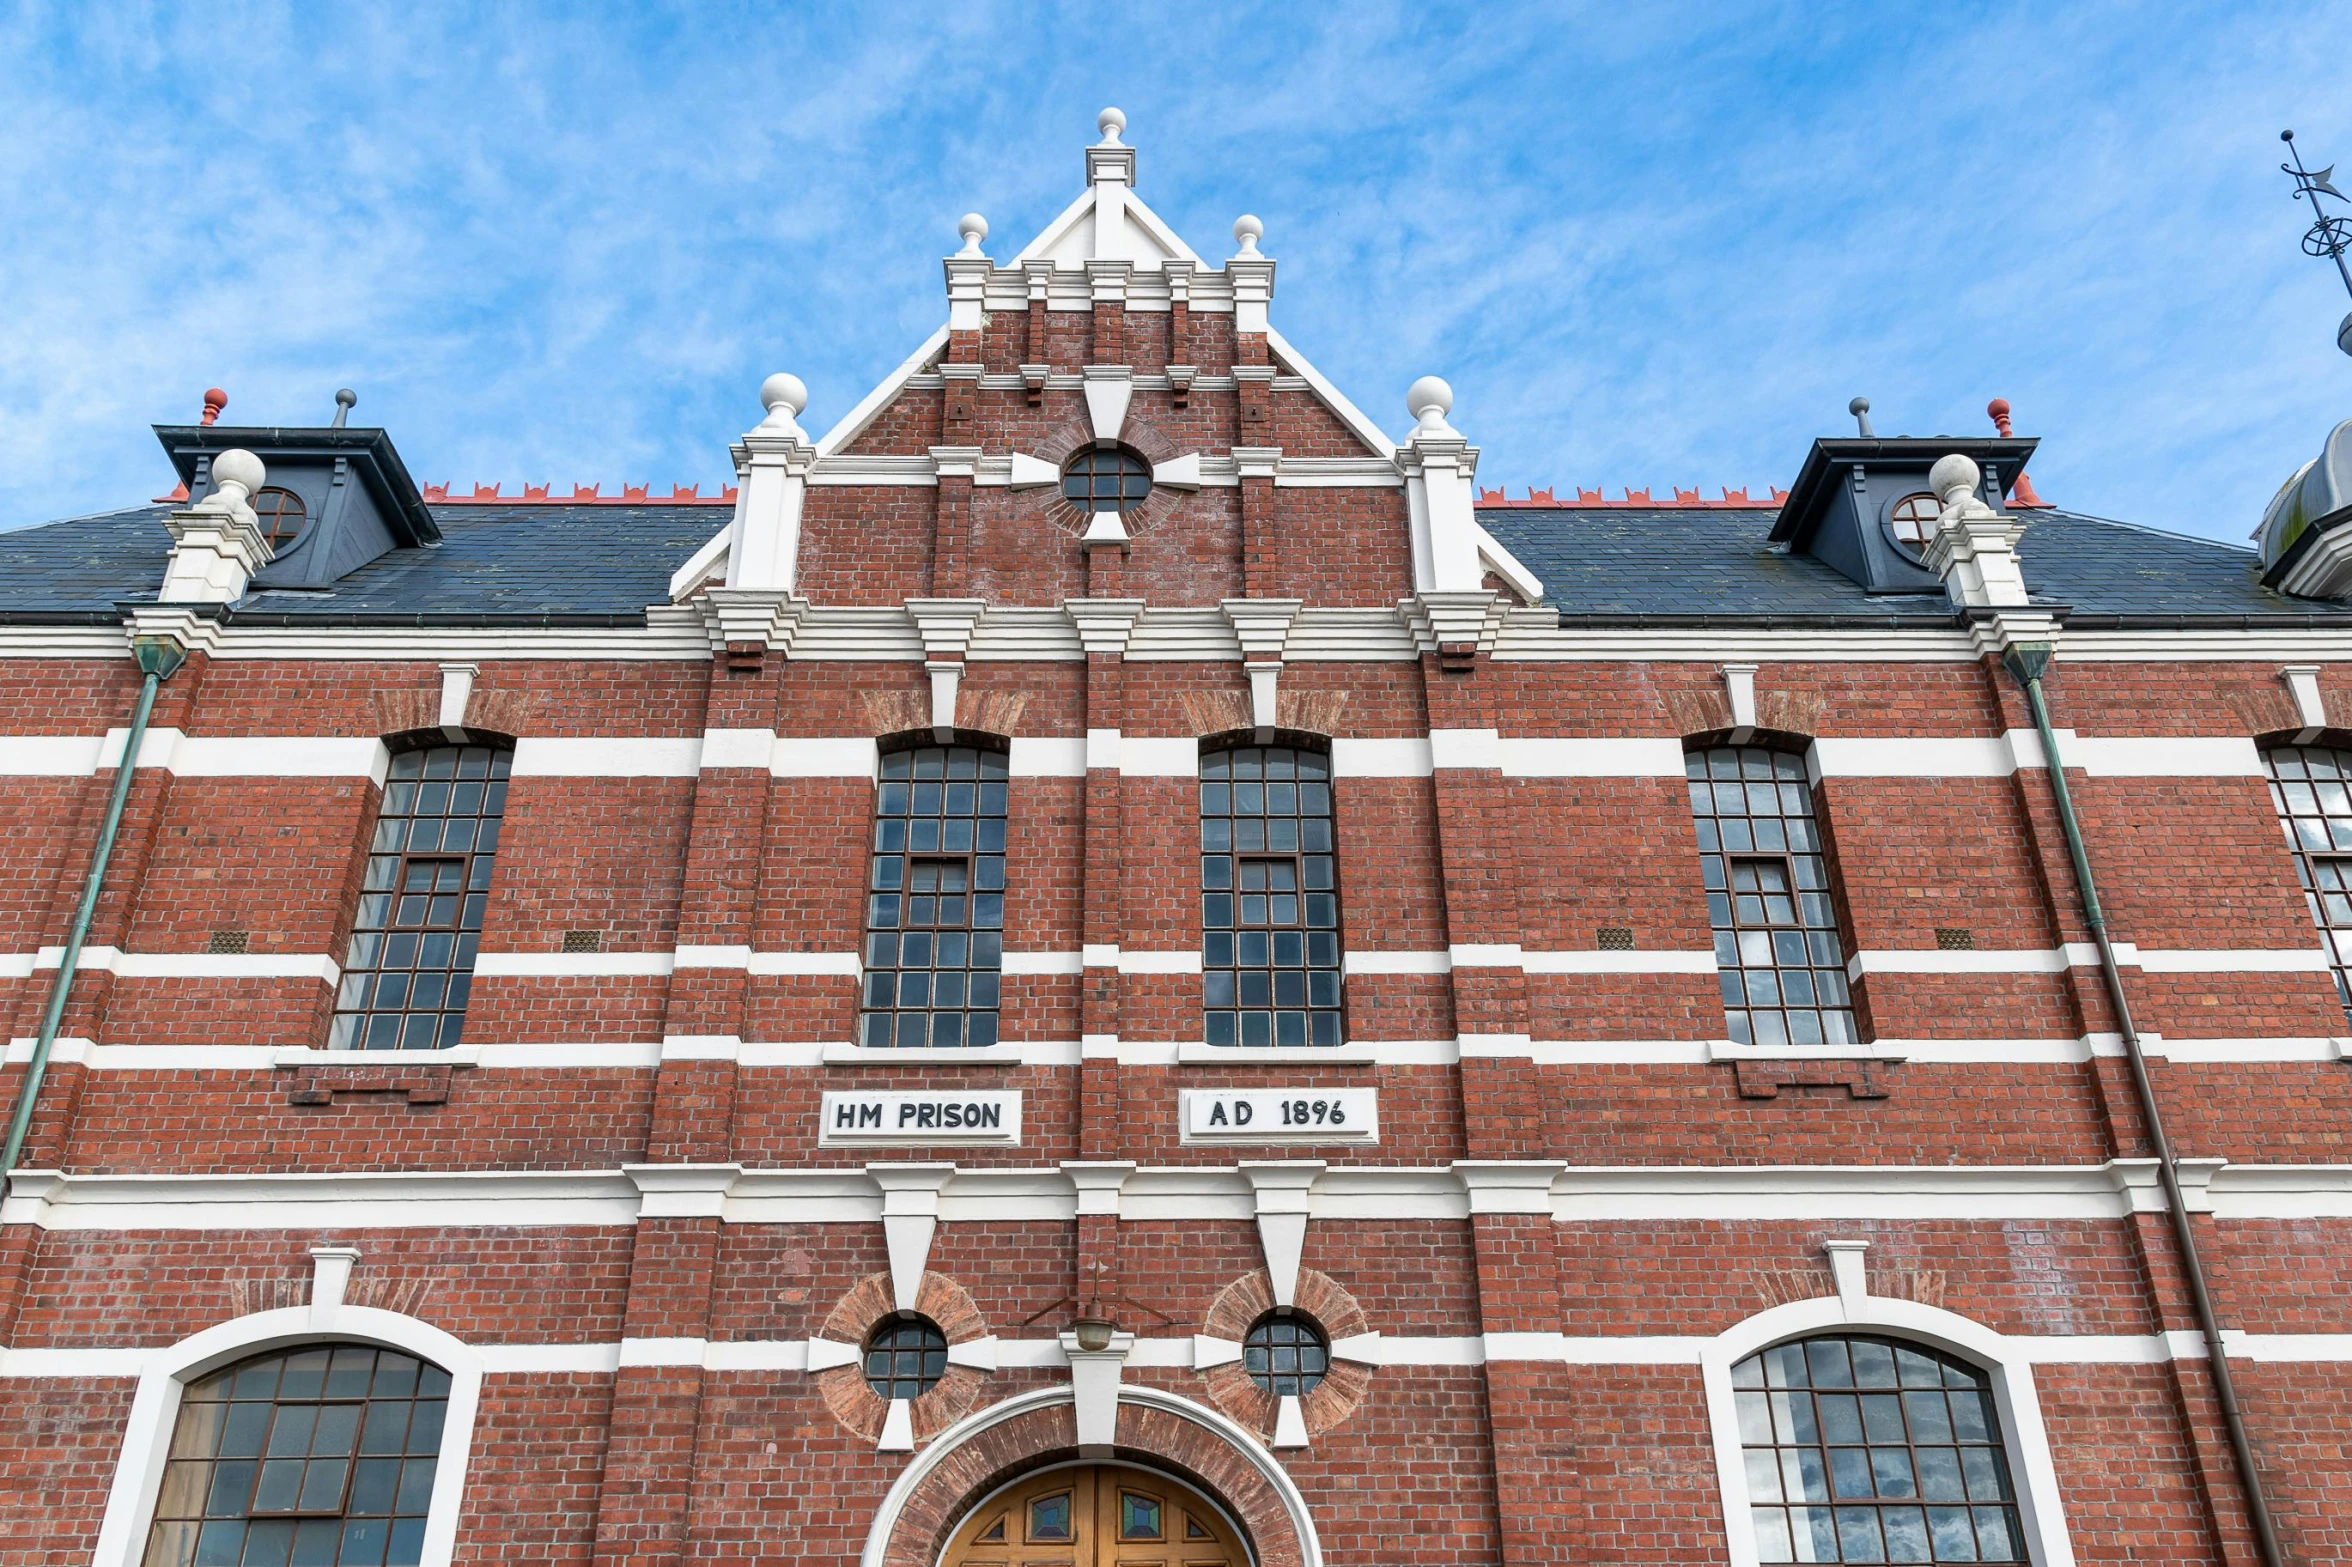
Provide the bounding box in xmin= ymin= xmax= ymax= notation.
xmin=1687 ymin=745 xmax=1856 ymax=1048
xmin=862 ymin=1315 xmax=948 ymax=1401
xmin=2264 ymin=743 xmax=2352 ymax=1020
xmin=332 ymin=743 xmax=511 ymax=1051
xmin=1887 ymin=492 xmax=1941 ymax=559
xmin=1242 ymin=1311 xmax=1330 ymax=1397
xmin=1061 ymin=447 xmax=1153 ymax=515
xmin=144 ymin=1344 xmax=449 ymax=1567
xmin=1200 ymin=743 xmax=1343 ymax=1048
xmin=252 ymin=487 xmax=308 ymax=552
xmin=862 ymin=743 xmax=1007 ymax=1049
xmin=1731 ymin=1335 xmax=2025 ymax=1564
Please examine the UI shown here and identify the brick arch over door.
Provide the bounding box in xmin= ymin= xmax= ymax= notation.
xmin=861 ymin=1386 xmax=1322 ymax=1567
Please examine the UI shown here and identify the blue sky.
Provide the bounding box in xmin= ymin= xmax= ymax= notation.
xmin=5 ymin=2 xmax=2352 ymax=545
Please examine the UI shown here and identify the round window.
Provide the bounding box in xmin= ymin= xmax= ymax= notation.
xmin=862 ymin=1314 xmax=948 ymax=1400
xmin=252 ymin=486 xmax=308 ymax=551
xmin=1242 ymin=1310 xmax=1329 ymax=1397
xmin=1062 ymin=447 xmax=1153 ymax=514
xmin=1887 ymin=491 xmax=1941 ymax=559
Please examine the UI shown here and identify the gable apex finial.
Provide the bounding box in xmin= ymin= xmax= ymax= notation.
xmin=1097 ymin=106 xmax=1127 ymax=146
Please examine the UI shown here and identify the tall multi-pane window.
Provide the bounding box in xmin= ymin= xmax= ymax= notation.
xmin=144 ymin=1344 xmax=449 ymax=1567
xmin=1732 ymin=1335 xmax=2026 ymax=1564
xmin=861 ymin=744 xmax=1007 ymax=1049
xmin=1200 ymin=744 xmax=1343 ymax=1047
xmin=332 ymin=744 xmax=510 ymax=1051
xmin=2264 ymin=744 xmax=2352 ymax=1020
xmin=1687 ymin=745 xmax=1857 ymax=1048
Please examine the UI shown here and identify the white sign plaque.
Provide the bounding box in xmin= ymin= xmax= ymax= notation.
xmin=819 ymin=1090 xmax=1022 ymax=1146
xmin=1179 ymin=1087 xmax=1378 ymax=1144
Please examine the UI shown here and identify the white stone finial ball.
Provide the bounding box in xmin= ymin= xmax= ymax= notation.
xmin=1929 ymin=452 xmax=1981 ymax=506
xmin=1098 ymin=106 xmax=1127 ymax=143
xmin=760 ymin=373 xmax=808 ymax=419
xmin=211 ymin=448 xmax=266 ymax=499
xmin=1408 ymin=375 xmax=1454 ymax=426
xmin=957 ymin=212 xmax=989 ymax=252
xmin=1232 ymin=214 xmax=1264 ymax=255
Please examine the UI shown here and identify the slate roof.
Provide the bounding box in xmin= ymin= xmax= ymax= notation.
xmin=1477 ymin=505 xmax=2352 ymax=627
xmin=0 ymin=504 xmax=720 ymax=624
xmin=0 ymin=495 xmax=2341 ymax=627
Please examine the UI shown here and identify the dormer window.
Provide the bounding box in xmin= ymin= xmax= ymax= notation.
xmin=1062 ymin=447 xmax=1152 ymax=514
xmin=1887 ymin=491 xmax=1941 ymax=559
xmin=253 ymin=486 xmax=308 ymax=551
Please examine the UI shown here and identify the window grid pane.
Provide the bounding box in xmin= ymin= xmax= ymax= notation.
xmin=252 ymin=487 xmax=308 ymax=551
xmin=1242 ymin=1312 xmax=1331 ymax=1397
xmin=332 ymin=745 xmax=510 ymax=1051
xmin=1201 ymin=745 xmax=1343 ymax=1048
xmin=861 ymin=746 xmax=1007 ymax=1050
xmin=1889 ymin=492 xmax=1940 ymax=556
xmin=1060 ymin=447 xmax=1154 ymax=514
xmin=1688 ymin=746 xmax=1857 ymax=1049
xmin=145 ymin=1345 xmax=449 ymax=1567
xmin=2265 ymin=744 xmax=2352 ymax=1022
xmin=1732 ymin=1334 xmax=2026 ymax=1564
xmin=862 ymin=1316 xmax=949 ymax=1401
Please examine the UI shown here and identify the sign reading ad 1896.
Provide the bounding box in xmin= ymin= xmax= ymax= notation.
xmin=1179 ymin=1087 xmax=1378 ymax=1145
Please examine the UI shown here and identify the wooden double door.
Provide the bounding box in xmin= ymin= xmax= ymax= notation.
xmin=939 ymin=1464 xmax=1247 ymax=1567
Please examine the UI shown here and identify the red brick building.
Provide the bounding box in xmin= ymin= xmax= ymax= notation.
xmin=3 ymin=109 xmax=2349 ymax=1567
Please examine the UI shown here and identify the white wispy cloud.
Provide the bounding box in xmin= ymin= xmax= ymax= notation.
xmin=2 ymin=0 xmax=2348 ymax=545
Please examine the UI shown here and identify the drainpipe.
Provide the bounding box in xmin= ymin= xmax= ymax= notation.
xmin=0 ymin=635 xmax=186 ymax=1185
xmin=2003 ymin=644 xmax=2286 ymax=1567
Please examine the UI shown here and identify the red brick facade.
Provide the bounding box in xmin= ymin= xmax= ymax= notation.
xmin=2 ymin=117 xmax=2348 ymax=1567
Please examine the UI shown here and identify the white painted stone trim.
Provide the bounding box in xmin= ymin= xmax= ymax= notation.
xmin=9 ymin=1161 xmax=2349 ymax=1232
xmin=0 ymin=726 xmax=2285 ymax=781
xmin=14 ymin=1032 xmax=2344 ymax=1073
xmin=1848 ymin=944 xmax=2329 ymax=977
xmin=85 ymin=1298 xmax=484 ymax=1567
xmin=13 ymin=1327 xmax=2352 ymax=1383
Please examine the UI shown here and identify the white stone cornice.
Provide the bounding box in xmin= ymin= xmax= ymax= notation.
xmin=695 ymin=588 xmax=811 ymax=655
xmin=120 ymin=606 xmax=223 ymax=658
xmin=1063 ymin=598 xmax=1148 ymax=656
xmin=904 ymin=599 xmax=987 ymax=661
xmin=927 ymin=445 xmax=982 ymax=481
xmin=1399 ymin=590 xmax=1506 ymax=658
xmin=1231 ymin=446 xmax=1281 ymax=482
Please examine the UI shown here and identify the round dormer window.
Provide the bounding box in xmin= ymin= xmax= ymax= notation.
xmin=1061 ymin=447 xmax=1152 ymax=515
xmin=252 ymin=487 xmax=308 ymax=551
xmin=1886 ymin=491 xmax=1941 ymax=560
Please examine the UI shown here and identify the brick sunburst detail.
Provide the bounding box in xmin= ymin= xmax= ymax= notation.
xmin=870 ymin=1398 xmax=1309 ymax=1567
xmin=815 ymin=1270 xmax=991 ymax=1443
xmin=1014 ymin=411 xmax=1191 ymax=540
xmin=1200 ymin=1267 xmax=1372 ymax=1439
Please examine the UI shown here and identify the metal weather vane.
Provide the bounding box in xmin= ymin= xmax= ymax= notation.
xmin=2282 ymin=130 xmax=2352 ymax=340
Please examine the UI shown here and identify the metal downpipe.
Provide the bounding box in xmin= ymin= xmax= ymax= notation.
xmin=2004 ymin=644 xmax=2287 ymax=1567
xmin=0 ymin=635 xmax=185 ymax=1184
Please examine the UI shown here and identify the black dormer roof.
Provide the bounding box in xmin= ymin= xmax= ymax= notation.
xmin=1771 ymin=436 xmax=2038 ymax=596
xmin=154 ymin=423 xmax=439 ymax=591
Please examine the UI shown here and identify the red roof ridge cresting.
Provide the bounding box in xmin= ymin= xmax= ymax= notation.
xmin=417 ymin=483 xmax=739 ymax=506
xmin=1475 ymin=485 xmax=1790 ymax=509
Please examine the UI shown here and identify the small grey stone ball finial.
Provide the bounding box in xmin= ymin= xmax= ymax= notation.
xmin=332 ymin=388 xmax=357 ymax=428
xmin=2338 ymin=309 xmax=2352 ymax=359
xmin=1849 ymin=397 xmax=1874 ymax=437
